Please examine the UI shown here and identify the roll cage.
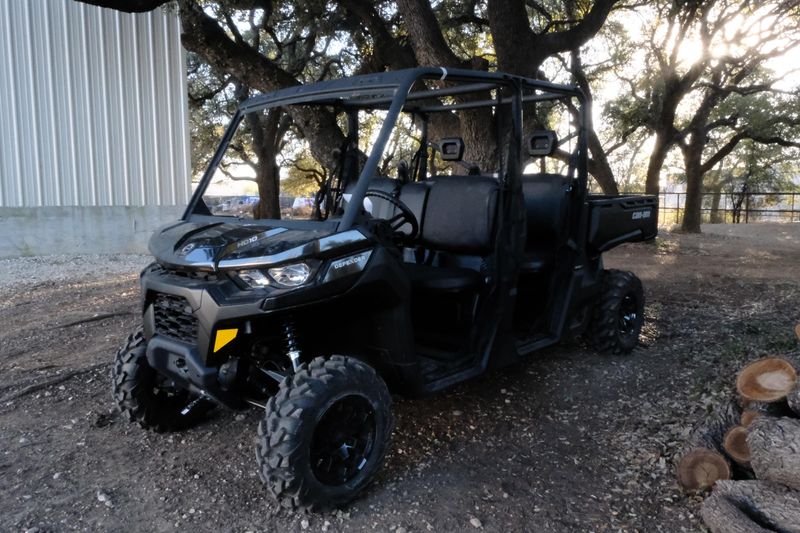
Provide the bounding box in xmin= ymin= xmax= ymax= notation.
xmin=185 ymin=67 xmax=588 ymax=231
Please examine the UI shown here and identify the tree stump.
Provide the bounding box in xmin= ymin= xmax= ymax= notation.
xmin=737 ymin=357 xmax=797 ymax=403
xmin=747 ymin=417 xmax=800 ymax=491
xmin=701 ymin=480 xmax=800 ymax=533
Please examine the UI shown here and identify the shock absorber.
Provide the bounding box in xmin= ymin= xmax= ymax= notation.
xmin=283 ymin=318 xmax=302 ymax=371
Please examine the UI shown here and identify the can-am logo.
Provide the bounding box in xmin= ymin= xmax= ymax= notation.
xmin=179 ymin=243 xmax=196 ymax=256
xmin=632 ymin=209 xmax=652 ymax=220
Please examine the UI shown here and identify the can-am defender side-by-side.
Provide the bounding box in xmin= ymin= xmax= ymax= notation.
xmin=112 ymin=68 xmax=657 ymax=510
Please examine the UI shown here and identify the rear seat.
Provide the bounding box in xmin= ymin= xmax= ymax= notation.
xmin=520 ymin=173 xmax=571 ymax=271
xmin=418 ymin=175 xmax=499 ymax=255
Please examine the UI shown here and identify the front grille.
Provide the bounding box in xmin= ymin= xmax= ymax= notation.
xmin=148 ymin=263 xmax=218 ymax=282
xmin=152 ymin=293 xmax=198 ymax=344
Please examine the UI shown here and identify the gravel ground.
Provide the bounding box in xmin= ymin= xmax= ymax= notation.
xmin=0 ymin=254 xmax=151 ymax=290
xmin=1 ymin=224 xmax=799 ymax=532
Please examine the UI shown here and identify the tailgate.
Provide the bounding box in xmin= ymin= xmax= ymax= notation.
xmin=587 ymin=195 xmax=658 ymax=252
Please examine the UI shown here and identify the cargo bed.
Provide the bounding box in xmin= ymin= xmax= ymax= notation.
xmin=587 ymin=194 xmax=658 ymax=253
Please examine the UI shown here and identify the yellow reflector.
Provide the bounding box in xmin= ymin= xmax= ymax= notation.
xmin=213 ymin=328 xmax=238 ymax=353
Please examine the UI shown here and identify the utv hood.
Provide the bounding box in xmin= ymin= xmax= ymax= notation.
xmin=149 ymin=221 xmax=335 ymax=271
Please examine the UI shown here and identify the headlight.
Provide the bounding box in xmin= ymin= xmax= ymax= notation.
xmin=234 ymin=261 xmax=316 ymax=289
xmin=268 ymin=262 xmax=312 ymax=287
xmin=235 ymin=269 xmax=270 ymax=288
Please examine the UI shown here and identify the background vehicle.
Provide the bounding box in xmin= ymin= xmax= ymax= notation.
xmin=112 ymin=68 xmax=657 ymax=510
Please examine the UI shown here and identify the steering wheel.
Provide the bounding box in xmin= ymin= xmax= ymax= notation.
xmin=364 ymin=189 xmax=420 ymax=240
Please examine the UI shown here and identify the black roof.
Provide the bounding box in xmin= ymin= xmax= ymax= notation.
xmin=239 ymin=67 xmax=584 ymax=114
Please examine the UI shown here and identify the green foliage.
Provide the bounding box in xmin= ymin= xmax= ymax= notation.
xmin=184 ymin=0 xmax=800 ymax=204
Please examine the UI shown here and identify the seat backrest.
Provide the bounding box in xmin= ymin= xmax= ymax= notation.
xmin=344 ymin=175 xmax=499 ymax=256
xmin=521 ymin=173 xmax=571 ymax=249
xmin=360 ymin=177 xmax=398 ymax=220
xmin=419 ymin=175 xmax=499 ymax=255
xmin=344 ymin=177 xmax=429 ymax=236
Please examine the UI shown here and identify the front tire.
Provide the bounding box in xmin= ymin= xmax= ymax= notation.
xmin=256 ymin=355 xmax=393 ymax=511
xmin=588 ymin=269 xmax=645 ymax=354
xmin=112 ymin=327 xmax=208 ymax=431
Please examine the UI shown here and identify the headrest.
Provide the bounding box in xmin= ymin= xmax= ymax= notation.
xmin=527 ymin=130 xmax=558 ymax=157
xmin=439 ymin=137 xmax=465 ymax=161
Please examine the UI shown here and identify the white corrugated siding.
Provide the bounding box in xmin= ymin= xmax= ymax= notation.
xmin=0 ymin=0 xmax=189 ymax=207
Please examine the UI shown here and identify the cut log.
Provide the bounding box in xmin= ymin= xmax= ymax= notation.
xmin=741 ymin=410 xmax=760 ymax=428
xmin=787 ymin=382 xmax=800 ymax=417
xmin=747 ymin=416 xmax=800 ymax=491
xmin=677 ymin=400 xmax=740 ymax=491
xmin=678 ymin=448 xmax=731 ymax=492
xmin=737 ymin=357 xmax=797 ymax=403
xmin=740 ymin=398 xmax=795 ymax=420
xmin=687 ymin=400 xmax=743 ymax=452
xmin=701 ymin=480 xmax=800 ymax=533
xmin=723 ymin=426 xmax=751 ymax=466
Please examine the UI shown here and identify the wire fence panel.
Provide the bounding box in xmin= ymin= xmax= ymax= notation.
xmin=633 ymin=192 xmax=800 ymax=225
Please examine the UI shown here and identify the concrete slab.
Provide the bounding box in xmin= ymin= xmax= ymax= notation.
xmin=0 ymin=206 xmax=184 ymax=257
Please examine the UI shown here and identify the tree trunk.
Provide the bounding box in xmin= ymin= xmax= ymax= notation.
xmin=253 ymin=162 xmax=280 ymax=219
xmin=237 ymin=86 xmax=282 ymax=220
xmin=645 ymin=132 xmax=671 ymax=195
xmin=701 ymin=480 xmax=800 ymax=533
xmin=682 ymin=154 xmax=705 ymax=232
xmin=747 ymin=417 xmax=800 ymax=491
xmin=568 ymin=52 xmax=618 ymax=195
xmin=587 ymin=128 xmax=619 ymax=195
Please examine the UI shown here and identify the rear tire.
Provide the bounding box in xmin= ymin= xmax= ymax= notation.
xmin=256 ymin=355 xmax=393 ymax=511
xmin=112 ymin=327 xmax=209 ymax=432
xmin=588 ymin=269 xmax=645 ymax=354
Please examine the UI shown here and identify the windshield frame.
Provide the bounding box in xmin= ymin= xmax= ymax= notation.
xmin=184 ymin=68 xmax=586 ymax=231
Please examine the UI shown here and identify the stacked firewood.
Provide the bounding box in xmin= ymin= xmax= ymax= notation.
xmin=677 ymin=324 xmax=800 ymax=533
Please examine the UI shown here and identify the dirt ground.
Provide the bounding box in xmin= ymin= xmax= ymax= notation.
xmin=2 ymin=224 xmax=800 ymax=533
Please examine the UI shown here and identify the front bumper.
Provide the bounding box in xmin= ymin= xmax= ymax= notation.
xmin=138 ymin=253 xmax=373 ymax=406
xmin=145 ymin=335 xmax=241 ymax=407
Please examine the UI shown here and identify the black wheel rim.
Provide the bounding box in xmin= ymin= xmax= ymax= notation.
xmin=618 ymin=294 xmax=639 ymax=336
xmin=310 ymin=395 xmax=376 ymax=486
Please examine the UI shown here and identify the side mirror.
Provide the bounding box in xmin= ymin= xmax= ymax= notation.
xmin=528 ymin=131 xmax=558 ymax=157
xmin=439 ymin=137 xmax=465 ymax=161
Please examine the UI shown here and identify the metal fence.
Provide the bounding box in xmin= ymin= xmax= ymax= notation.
xmin=641 ymin=191 xmax=800 ymax=225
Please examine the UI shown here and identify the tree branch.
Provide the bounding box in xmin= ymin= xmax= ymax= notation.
xmin=178 ymin=0 xmax=347 ymax=170
xmin=76 ymin=0 xmax=170 ymax=13
xmin=396 ymin=0 xmax=462 ymax=66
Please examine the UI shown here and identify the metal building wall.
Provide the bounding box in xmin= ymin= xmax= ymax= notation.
xmin=0 ymin=0 xmax=190 ymax=208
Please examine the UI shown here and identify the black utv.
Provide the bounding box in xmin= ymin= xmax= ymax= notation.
xmin=112 ymin=68 xmax=657 ymax=510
